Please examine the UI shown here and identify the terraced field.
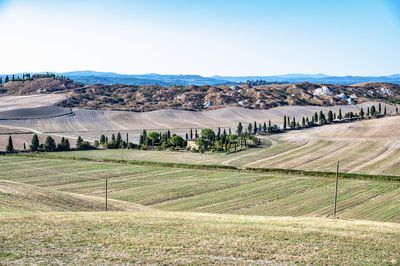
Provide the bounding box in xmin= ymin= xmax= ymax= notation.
xmin=0 ymin=156 xmax=399 ymax=222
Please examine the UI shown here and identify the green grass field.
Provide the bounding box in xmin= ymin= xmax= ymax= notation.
xmin=1 ymin=155 xmax=399 ymax=222
xmin=1 ymin=155 xmax=399 ymax=264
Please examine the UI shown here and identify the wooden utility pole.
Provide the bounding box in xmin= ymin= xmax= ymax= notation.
xmin=333 ymin=161 xmax=339 ymax=218
xmin=105 ymin=178 xmax=108 ymax=212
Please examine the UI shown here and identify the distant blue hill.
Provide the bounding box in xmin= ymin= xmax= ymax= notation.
xmin=2 ymin=71 xmax=400 ymax=86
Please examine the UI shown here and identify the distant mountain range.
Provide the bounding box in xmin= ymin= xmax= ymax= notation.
xmin=2 ymin=71 xmax=400 ymax=86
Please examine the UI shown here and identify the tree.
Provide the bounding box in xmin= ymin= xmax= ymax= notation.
xmin=76 ymin=136 xmax=83 ymax=150
xmin=6 ymin=136 xmax=14 ymax=153
xmin=319 ymin=111 xmax=326 ymax=124
xmin=116 ymin=132 xmax=122 ymax=146
xmin=328 ymin=110 xmax=333 ymax=122
xmin=253 ymin=121 xmax=257 ymax=134
xmin=169 ymin=135 xmax=184 ymax=148
xmin=44 ymin=136 xmax=57 ymax=152
xmin=384 ymin=106 xmax=387 ymax=115
xmin=30 ymin=134 xmax=40 ymax=151
xmin=338 ymin=108 xmax=342 ymax=120
xmin=217 ymin=127 xmax=221 ymax=140
xmin=201 ymin=128 xmax=215 ymax=140
xmin=302 ymin=117 xmax=306 ymax=127
xmin=359 ymin=108 xmax=364 ymax=119
xmin=100 ymin=135 xmax=106 ymax=144
xmin=371 ymin=105 xmax=377 ymax=117
xmin=190 ymin=128 xmax=193 ymax=139
xmin=5 ymin=75 xmax=9 ymax=83
xmin=237 ymin=122 xmax=243 ymax=136
xmin=314 ymin=112 xmax=319 ymax=123
xmin=195 ymin=129 xmax=198 ymax=139
xmin=57 ymin=137 xmax=70 ymax=151
xmin=148 ymin=131 xmax=160 ymax=148
xmin=0 ymin=77 xmax=2 ymax=84
xmin=247 ymin=123 xmax=252 ymax=134
xmin=263 ymin=122 xmax=267 ymax=132
xmin=283 ymin=116 xmax=287 ymax=130
xmin=378 ymin=103 xmax=382 ymax=114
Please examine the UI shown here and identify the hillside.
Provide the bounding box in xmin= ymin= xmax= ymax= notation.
xmin=1 ymin=77 xmax=400 ymax=111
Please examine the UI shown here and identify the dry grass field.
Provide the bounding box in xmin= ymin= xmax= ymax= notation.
xmin=48 ymin=115 xmax=400 ymax=175
xmin=1 ymin=211 xmax=399 ymax=265
xmin=0 ymin=94 xmax=67 ymax=112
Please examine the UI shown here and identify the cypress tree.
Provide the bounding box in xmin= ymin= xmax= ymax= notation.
xmin=195 ymin=129 xmax=198 ymax=139
xmin=338 ymin=108 xmax=342 ymax=120
xmin=328 ymin=110 xmax=333 ymax=122
xmin=302 ymin=117 xmax=306 ymax=127
xmin=384 ymin=106 xmax=387 ymax=115
xmin=314 ymin=112 xmax=319 ymax=123
xmin=283 ymin=116 xmax=287 ymax=130
xmin=23 ymin=143 xmax=26 ymax=151
xmin=185 ymin=133 xmax=188 ymax=140
xmin=371 ymin=105 xmax=377 ymax=117
xmin=248 ymin=123 xmax=252 ymax=134
xmin=31 ymin=134 xmax=40 ymax=151
xmin=367 ymin=107 xmax=370 ymax=116
xmin=396 ymin=107 xmax=399 ymax=114
xmin=6 ymin=136 xmax=13 ymax=153
xmin=359 ymin=108 xmax=364 ymax=119
xmin=190 ymin=128 xmax=193 ymax=139
xmin=263 ymin=122 xmax=267 ymax=132
xmin=378 ymin=103 xmax=382 ymax=114
xmin=253 ymin=121 xmax=257 ymax=134
xmin=44 ymin=136 xmax=56 ymax=152
xmin=217 ymin=127 xmax=221 ymax=140
xmin=268 ymin=120 xmax=271 ymax=127
xmin=100 ymin=135 xmax=106 ymax=144
xmin=5 ymin=75 xmax=9 ymax=83
xmin=228 ymin=128 xmax=231 ymax=135
xmin=237 ymin=122 xmax=243 ymax=136
xmin=76 ymin=136 xmax=83 ymax=150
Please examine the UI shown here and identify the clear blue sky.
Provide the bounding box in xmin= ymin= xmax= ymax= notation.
xmin=0 ymin=0 xmax=399 ymax=76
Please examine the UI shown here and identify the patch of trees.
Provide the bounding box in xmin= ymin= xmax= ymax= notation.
xmin=1 ymin=73 xmax=71 ymax=84
xmin=280 ymin=104 xmax=391 ymax=133
xmin=4 ymin=134 xmax=96 ymax=153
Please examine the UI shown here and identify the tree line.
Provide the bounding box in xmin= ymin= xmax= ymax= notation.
xmin=4 ymin=134 xmax=95 ymax=154
xmin=0 ymin=73 xmax=71 ymax=84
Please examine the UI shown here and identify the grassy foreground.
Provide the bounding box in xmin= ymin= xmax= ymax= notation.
xmin=0 ymin=211 xmax=399 ymax=265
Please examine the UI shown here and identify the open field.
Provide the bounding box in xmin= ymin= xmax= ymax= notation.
xmin=0 ymin=180 xmax=145 ymax=212
xmin=1 ymin=211 xmax=399 ymax=265
xmin=44 ymin=115 xmax=400 ymax=175
xmin=0 ymin=155 xmax=399 ymax=264
xmin=0 ymin=156 xmax=399 ymax=222
xmin=0 ymin=101 xmax=395 ymax=145
xmin=0 ymin=93 xmax=67 ymax=112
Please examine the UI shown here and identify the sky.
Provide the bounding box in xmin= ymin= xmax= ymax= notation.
xmin=0 ymin=0 xmax=399 ymax=76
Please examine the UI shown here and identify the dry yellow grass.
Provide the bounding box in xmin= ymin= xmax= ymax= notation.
xmin=0 ymin=211 xmax=399 ymax=265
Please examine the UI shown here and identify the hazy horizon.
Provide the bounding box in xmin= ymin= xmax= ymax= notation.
xmin=1 ymin=0 xmax=399 ymax=76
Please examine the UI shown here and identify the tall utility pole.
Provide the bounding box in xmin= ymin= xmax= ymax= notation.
xmin=333 ymin=161 xmax=340 ymax=218
xmin=105 ymin=178 xmax=108 ymax=212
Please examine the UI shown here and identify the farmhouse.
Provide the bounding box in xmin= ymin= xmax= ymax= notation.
xmin=186 ymin=139 xmax=199 ymax=150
